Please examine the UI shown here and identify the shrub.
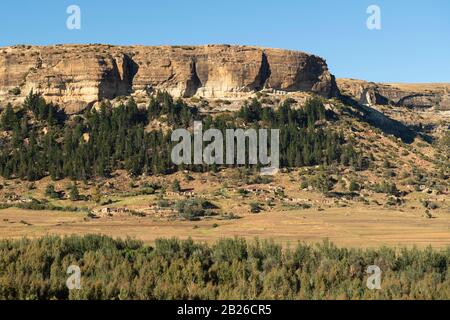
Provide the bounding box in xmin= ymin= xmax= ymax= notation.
xmin=157 ymin=199 xmax=171 ymax=208
xmin=141 ymin=187 xmax=155 ymax=195
xmin=2 ymin=236 xmax=450 ymax=299
xmin=45 ymin=184 xmax=61 ymax=199
xmin=311 ymin=171 xmax=335 ymax=193
xmin=249 ymin=202 xmax=262 ymax=213
xmin=373 ymin=180 xmax=398 ymax=196
xmin=171 ymin=179 xmax=181 ymax=192
xmin=300 ymin=180 xmax=309 ymax=189
xmin=422 ymin=200 xmax=439 ymax=210
xmin=349 ymin=180 xmax=360 ymax=192
xmin=8 ymin=87 xmax=21 ymax=95
xmin=237 ymin=189 xmax=248 ymax=196
xmin=68 ymin=184 xmax=80 ymax=201
xmin=175 ymin=199 xmax=217 ymax=221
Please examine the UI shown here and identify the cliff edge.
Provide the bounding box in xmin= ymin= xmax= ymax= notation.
xmin=0 ymin=44 xmax=338 ymax=113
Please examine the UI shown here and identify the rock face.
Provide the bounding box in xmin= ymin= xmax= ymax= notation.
xmin=337 ymin=78 xmax=450 ymax=110
xmin=0 ymin=44 xmax=338 ymax=113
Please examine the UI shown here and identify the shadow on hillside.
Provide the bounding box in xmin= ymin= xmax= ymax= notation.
xmin=339 ymin=95 xmax=420 ymax=144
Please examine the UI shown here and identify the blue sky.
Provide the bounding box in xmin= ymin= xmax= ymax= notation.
xmin=1 ymin=0 xmax=449 ymax=83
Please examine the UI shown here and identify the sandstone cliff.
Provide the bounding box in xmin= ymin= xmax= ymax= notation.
xmin=0 ymin=44 xmax=338 ymax=113
xmin=337 ymin=78 xmax=450 ymax=111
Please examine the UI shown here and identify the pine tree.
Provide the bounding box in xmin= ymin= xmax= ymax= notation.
xmin=1 ymin=103 xmax=18 ymax=130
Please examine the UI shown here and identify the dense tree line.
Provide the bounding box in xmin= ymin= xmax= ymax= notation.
xmin=0 ymin=235 xmax=449 ymax=300
xmin=236 ymin=98 xmax=363 ymax=168
xmin=0 ymin=92 xmax=364 ymax=181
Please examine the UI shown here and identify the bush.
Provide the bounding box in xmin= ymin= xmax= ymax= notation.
xmin=349 ymin=180 xmax=360 ymax=192
xmin=157 ymin=199 xmax=171 ymax=208
xmin=2 ymin=199 xmax=88 ymax=212
xmin=2 ymin=235 xmax=450 ymax=300
xmin=422 ymin=200 xmax=439 ymax=210
xmin=246 ymin=175 xmax=273 ymax=185
xmin=373 ymin=180 xmax=398 ymax=196
xmin=311 ymin=171 xmax=335 ymax=193
xmin=171 ymin=179 xmax=181 ymax=192
xmin=175 ymin=199 xmax=217 ymax=221
xmin=237 ymin=189 xmax=248 ymax=196
xmin=45 ymin=184 xmax=61 ymax=199
xmin=249 ymin=202 xmax=262 ymax=213
xmin=8 ymin=87 xmax=21 ymax=95
xmin=141 ymin=187 xmax=155 ymax=195
xmin=66 ymin=184 xmax=79 ymax=201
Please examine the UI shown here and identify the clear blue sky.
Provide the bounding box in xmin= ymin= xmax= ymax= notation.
xmin=1 ymin=0 xmax=449 ymax=83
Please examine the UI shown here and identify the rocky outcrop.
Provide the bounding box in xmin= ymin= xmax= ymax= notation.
xmin=337 ymin=78 xmax=450 ymax=110
xmin=0 ymin=44 xmax=338 ymax=113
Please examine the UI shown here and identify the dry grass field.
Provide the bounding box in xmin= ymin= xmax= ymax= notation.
xmin=2 ymin=205 xmax=450 ymax=248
